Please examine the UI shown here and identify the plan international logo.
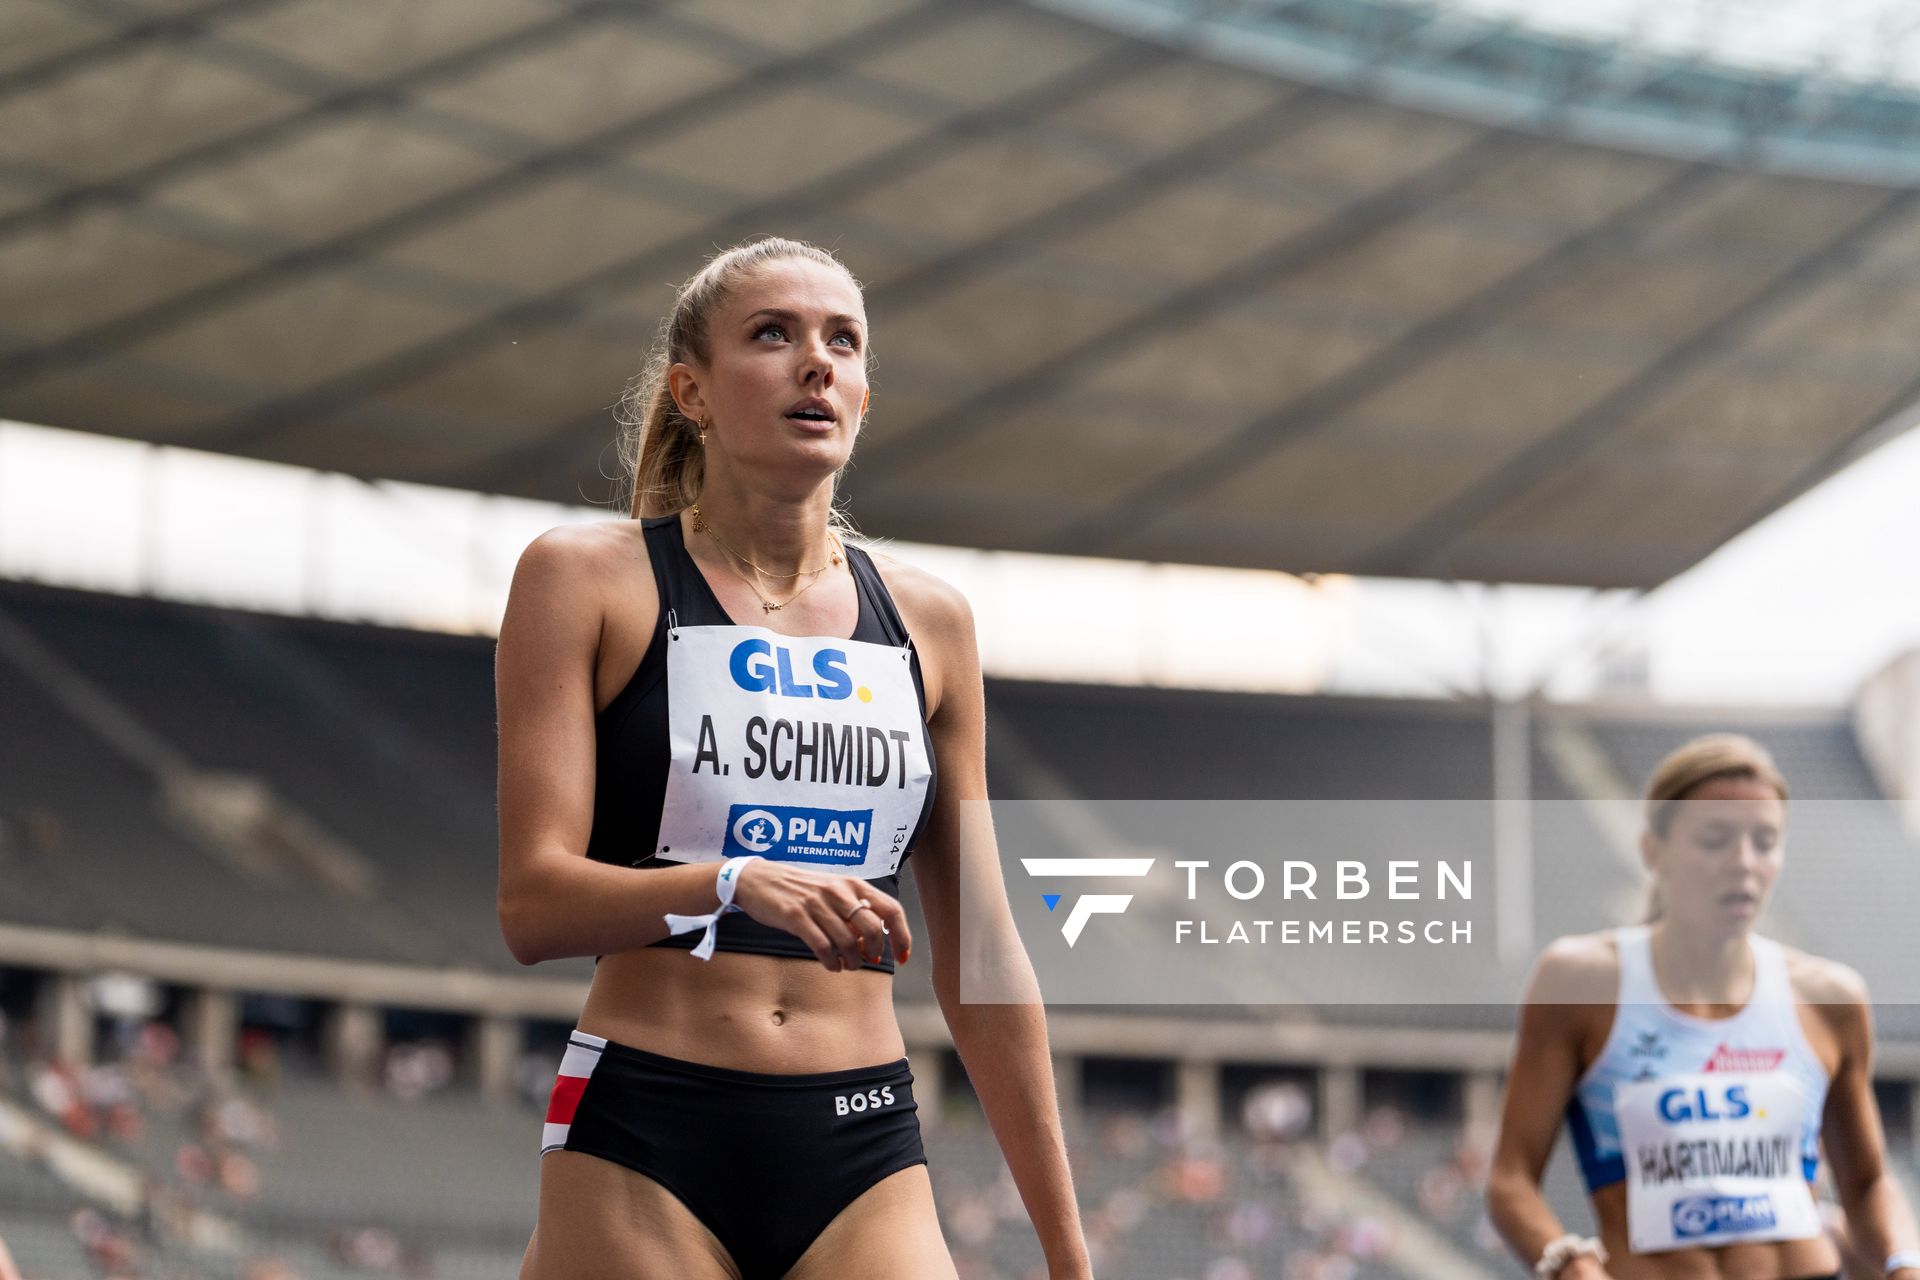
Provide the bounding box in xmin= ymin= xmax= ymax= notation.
xmin=1020 ymin=857 xmax=1156 ymax=946
xmin=725 ymin=804 xmax=872 ymax=864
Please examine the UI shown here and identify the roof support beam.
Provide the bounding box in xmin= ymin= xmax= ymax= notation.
xmin=868 ymin=85 xmax=1328 ymax=312
xmin=852 ymin=125 xmax=1531 ymax=489
xmin=450 ymin=403 xmax=621 ymax=500
xmin=0 ymin=0 xmax=294 ymax=105
xmin=1351 ymin=185 xmax=1919 ymax=578
xmin=1053 ymin=160 xmax=1728 ymax=555
xmin=1689 ymin=360 xmax=1920 ymax=585
xmin=445 ymin=84 xmax=1340 ymax=495
xmin=0 ymin=0 xmax=625 ymax=246
xmin=186 ymin=24 xmax=1184 ymax=453
xmin=0 ymin=0 xmax=968 ymax=394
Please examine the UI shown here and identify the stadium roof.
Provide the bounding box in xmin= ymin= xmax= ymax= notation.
xmin=5 ymin=0 xmax=1920 ymax=589
xmin=1362 ymin=0 xmax=1920 ymax=102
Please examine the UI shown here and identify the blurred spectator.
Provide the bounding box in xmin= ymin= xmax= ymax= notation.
xmin=133 ymin=1021 xmax=182 ymax=1071
xmin=22 ymin=806 xmax=66 ymax=856
xmin=950 ymin=1252 xmax=1001 ymax=1280
xmin=399 ymin=1239 xmax=435 ymax=1278
xmin=218 ymin=1148 xmax=262 ymax=1200
xmin=82 ymin=1061 xmax=144 ymax=1144
xmin=69 ymin=1205 xmax=142 ymax=1276
xmin=213 ymin=1093 xmax=279 ymax=1151
xmin=1100 ymin=1186 xmax=1148 ymax=1235
xmin=1098 ymin=1111 xmax=1151 ymax=1160
xmin=947 ymin=1190 xmax=996 ymax=1247
xmin=132 ymin=1173 xmax=194 ymax=1247
xmin=516 ymin=1048 xmax=561 ymax=1108
xmin=29 ymin=1056 xmax=95 ymax=1139
xmin=1243 ymin=1079 xmax=1313 ymax=1142
xmin=1360 ymin=1104 xmax=1406 ymax=1149
xmin=1162 ymin=1145 xmax=1228 ymax=1204
xmin=1326 ymin=1129 xmax=1367 ymax=1173
xmin=0 ymin=1229 xmax=22 ymax=1280
xmin=1417 ymin=1160 xmax=1467 ymax=1219
xmin=1244 ymin=1136 xmax=1296 ymax=1181
xmin=1220 ymin=1198 xmax=1278 ymax=1248
xmin=238 ymin=1028 xmax=284 ymax=1092
xmin=327 ymin=1225 xmax=433 ymax=1274
xmin=1333 ymin=1214 xmax=1393 ymax=1259
xmin=115 ymin=1023 xmax=203 ymax=1141
xmin=383 ymin=1041 xmax=453 ymax=1102
xmin=173 ymin=1140 xmax=214 ymax=1187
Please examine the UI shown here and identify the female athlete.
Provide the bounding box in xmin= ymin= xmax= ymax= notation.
xmin=496 ymin=237 xmax=1090 ymax=1279
xmin=1488 ymin=733 xmax=1920 ymax=1280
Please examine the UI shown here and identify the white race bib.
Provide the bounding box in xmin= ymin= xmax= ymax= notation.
xmin=1614 ymin=1072 xmax=1821 ymax=1253
xmin=654 ymin=623 xmax=931 ymax=878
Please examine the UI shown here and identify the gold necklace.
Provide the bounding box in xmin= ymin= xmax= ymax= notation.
xmin=690 ymin=506 xmax=841 ymax=578
xmin=690 ymin=506 xmax=844 ymax=614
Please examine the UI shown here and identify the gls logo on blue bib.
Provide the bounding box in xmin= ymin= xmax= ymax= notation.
xmin=1657 ymin=1084 xmax=1752 ymax=1124
xmin=724 ymin=804 xmax=873 ymax=864
xmin=730 ymin=639 xmax=855 ymax=700
xmin=1672 ymin=1194 xmax=1776 ymax=1239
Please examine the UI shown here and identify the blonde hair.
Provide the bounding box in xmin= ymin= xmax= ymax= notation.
xmin=614 ymin=237 xmax=869 ymax=520
xmin=1641 ymin=733 xmax=1790 ymax=922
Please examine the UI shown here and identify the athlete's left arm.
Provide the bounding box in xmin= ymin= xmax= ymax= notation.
xmin=1811 ymin=959 xmax=1920 ymax=1278
xmin=880 ymin=557 xmax=1093 ymax=1280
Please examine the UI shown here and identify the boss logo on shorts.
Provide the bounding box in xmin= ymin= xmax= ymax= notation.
xmin=834 ymin=1085 xmax=898 ymax=1116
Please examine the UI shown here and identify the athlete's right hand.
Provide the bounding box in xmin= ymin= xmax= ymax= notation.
xmin=730 ymin=862 xmax=913 ymax=972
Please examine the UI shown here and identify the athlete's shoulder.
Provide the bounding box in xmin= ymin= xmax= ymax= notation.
xmin=1782 ymin=945 xmax=1872 ymax=1064
xmin=517 ymin=517 xmax=642 ymax=573
xmin=1781 ymin=944 xmax=1868 ymax=1009
xmin=1524 ymin=930 xmax=1622 ymax=1005
xmin=860 ymin=544 xmax=974 ymax=646
xmin=506 ymin=519 xmax=649 ymax=624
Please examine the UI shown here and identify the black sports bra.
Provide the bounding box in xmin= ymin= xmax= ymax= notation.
xmin=585 ymin=514 xmax=937 ymax=972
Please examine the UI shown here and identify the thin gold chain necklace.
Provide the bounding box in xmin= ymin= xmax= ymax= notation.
xmin=690 ymin=506 xmax=844 ymax=614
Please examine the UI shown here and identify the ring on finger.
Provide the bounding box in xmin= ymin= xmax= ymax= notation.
xmin=841 ymin=897 xmax=872 ymax=922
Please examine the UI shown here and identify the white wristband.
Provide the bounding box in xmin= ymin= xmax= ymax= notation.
xmin=1886 ymin=1251 xmax=1920 ymax=1276
xmin=662 ymin=855 xmax=762 ymax=961
xmin=1534 ymin=1234 xmax=1605 ymax=1280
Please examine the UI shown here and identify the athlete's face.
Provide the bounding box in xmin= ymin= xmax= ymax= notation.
xmin=673 ymin=258 xmax=868 ymax=482
xmin=1642 ymin=776 xmax=1786 ymax=934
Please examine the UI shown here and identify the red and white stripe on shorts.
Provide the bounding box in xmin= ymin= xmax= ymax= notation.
xmin=539 ymin=1031 xmax=606 ymax=1155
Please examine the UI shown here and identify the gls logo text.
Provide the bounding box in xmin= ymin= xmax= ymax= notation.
xmin=1658 ymin=1084 xmax=1753 ymax=1125
xmin=730 ymin=638 xmax=871 ymax=702
xmin=1021 ymin=858 xmax=1156 ymax=946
